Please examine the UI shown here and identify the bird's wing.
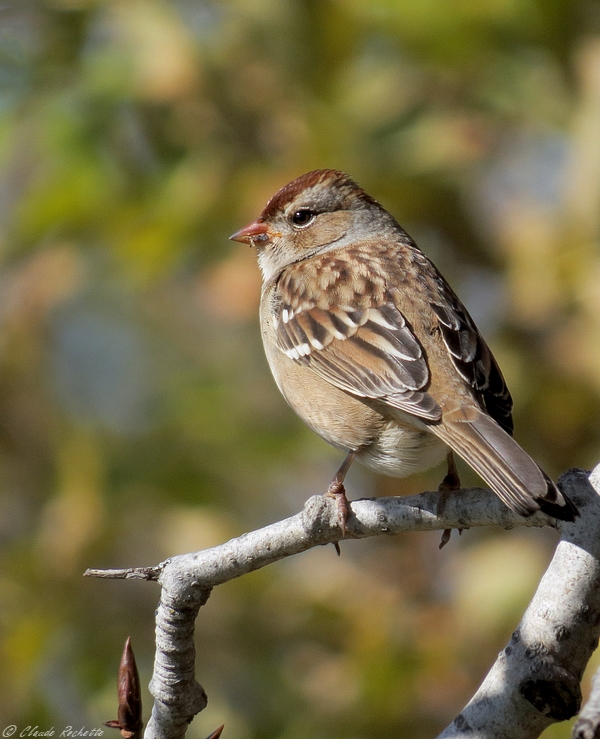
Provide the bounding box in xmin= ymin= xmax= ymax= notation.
xmin=275 ymin=297 xmax=442 ymax=421
xmin=429 ymin=282 xmax=513 ymax=434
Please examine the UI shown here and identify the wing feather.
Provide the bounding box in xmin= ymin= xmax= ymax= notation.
xmin=431 ymin=290 xmax=513 ymax=435
xmin=276 ymin=298 xmax=441 ymax=421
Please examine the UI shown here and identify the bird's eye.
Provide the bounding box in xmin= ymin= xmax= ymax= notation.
xmin=291 ymin=210 xmax=316 ymax=227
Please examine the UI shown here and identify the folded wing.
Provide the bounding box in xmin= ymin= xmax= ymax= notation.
xmin=276 ymin=300 xmax=442 ymax=421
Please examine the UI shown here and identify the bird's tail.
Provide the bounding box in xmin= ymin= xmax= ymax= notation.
xmin=431 ymin=404 xmax=577 ymax=522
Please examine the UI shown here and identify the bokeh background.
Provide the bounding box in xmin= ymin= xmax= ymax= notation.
xmin=1 ymin=0 xmax=600 ymax=737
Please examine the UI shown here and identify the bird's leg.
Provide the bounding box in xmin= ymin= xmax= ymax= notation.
xmin=438 ymin=451 xmax=462 ymax=549
xmin=326 ymin=451 xmax=356 ymax=539
xmin=439 ymin=450 xmax=461 ymax=497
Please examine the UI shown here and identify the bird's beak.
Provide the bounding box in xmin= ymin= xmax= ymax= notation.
xmin=229 ymin=219 xmax=269 ymax=245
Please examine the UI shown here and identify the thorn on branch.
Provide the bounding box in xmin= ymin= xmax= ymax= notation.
xmin=104 ymin=637 xmax=143 ymax=739
xmin=203 ymin=726 xmax=224 ymax=739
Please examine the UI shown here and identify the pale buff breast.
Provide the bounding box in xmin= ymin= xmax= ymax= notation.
xmin=262 ymin=325 xmax=384 ymax=452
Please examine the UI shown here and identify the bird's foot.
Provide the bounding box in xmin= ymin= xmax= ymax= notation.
xmin=439 ymin=529 xmax=452 ymax=549
xmin=437 ymin=451 xmax=461 ymax=504
xmin=437 ymin=452 xmax=462 ymax=548
xmin=439 ymin=527 xmax=467 ymax=549
xmin=325 ymin=478 xmax=350 ymax=539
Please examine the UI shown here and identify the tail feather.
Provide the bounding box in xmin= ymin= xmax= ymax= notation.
xmin=431 ymin=405 xmax=577 ymax=522
xmin=537 ymin=470 xmax=578 ymax=522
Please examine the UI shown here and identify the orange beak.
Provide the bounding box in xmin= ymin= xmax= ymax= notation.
xmin=229 ymin=219 xmax=269 ymax=245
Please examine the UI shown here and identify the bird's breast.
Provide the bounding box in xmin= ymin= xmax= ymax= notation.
xmin=262 ymin=326 xmax=384 ymax=451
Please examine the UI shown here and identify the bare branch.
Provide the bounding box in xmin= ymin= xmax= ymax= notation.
xmin=86 ymin=470 xmax=600 ymax=739
xmin=85 ymin=485 xmax=557 ymax=585
xmin=573 ymin=666 xmax=600 ymax=738
xmin=84 ymin=567 xmax=161 ymax=581
xmin=145 ymin=588 xmax=209 ymax=739
xmin=438 ymin=466 xmax=600 ymax=739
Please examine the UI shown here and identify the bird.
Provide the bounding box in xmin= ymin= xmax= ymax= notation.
xmin=230 ymin=169 xmax=577 ymax=528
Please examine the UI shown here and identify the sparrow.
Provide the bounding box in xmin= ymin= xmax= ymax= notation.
xmin=230 ymin=169 xmax=577 ymax=526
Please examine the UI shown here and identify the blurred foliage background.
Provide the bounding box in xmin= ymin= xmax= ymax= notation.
xmin=1 ymin=0 xmax=600 ymax=737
